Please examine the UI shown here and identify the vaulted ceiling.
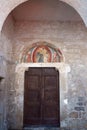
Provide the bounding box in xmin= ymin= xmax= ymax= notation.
xmin=0 ymin=0 xmax=87 ymax=31
xmin=12 ymin=0 xmax=82 ymax=22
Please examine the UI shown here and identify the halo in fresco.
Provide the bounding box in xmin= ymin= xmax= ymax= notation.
xmin=33 ymin=45 xmax=51 ymax=63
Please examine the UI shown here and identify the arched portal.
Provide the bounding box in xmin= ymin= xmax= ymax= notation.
xmin=14 ymin=42 xmax=70 ymax=129
xmin=0 ymin=0 xmax=86 ymax=32
xmin=0 ymin=0 xmax=86 ymax=129
xmin=21 ymin=42 xmax=64 ymax=127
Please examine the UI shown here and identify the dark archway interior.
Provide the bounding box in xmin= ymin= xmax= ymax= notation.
xmin=0 ymin=0 xmax=87 ymax=130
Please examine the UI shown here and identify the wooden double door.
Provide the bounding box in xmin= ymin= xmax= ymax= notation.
xmin=23 ymin=67 xmax=60 ymax=127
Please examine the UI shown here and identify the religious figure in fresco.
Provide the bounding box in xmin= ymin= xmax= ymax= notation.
xmin=33 ymin=45 xmax=51 ymax=63
xmin=21 ymin=43 xmax=63 ymax=63
xmin=53 ymin=52 xmax=57 ymax=62
xmin=36 ymin=52 xmax=44 ymax=62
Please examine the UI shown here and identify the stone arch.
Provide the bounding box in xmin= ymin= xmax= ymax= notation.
xmin=60 ymin=0 xmax=86 ymax=25
xmin=0 ymin=0 xmax=87 ymax=32
xmin=20 ymin=41 xmax=64 ymax=63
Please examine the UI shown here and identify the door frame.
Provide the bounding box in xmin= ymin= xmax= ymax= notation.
xmin=15 ymin=63 xmax=70 ymax=129
xmin=23 ymin=67 xmax=60 ymax=127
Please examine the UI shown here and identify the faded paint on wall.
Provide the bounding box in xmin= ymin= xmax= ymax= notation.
xmin=21 ymin=42 xmax=63 ymax=63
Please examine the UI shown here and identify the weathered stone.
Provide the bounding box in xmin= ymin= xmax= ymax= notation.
xmin=69 ymin=112 xmax=78 ymax=118
xmin=78 ymin=97 xmax=85 ymax=102
xmin=6 ymin=20 xmax=87 ymax=129
xmin=74 ymin=107 xmax=85 ymax=111
xmin=78 ymin=112 xmax=82 ymax=118
xmin=77 ymin=102 xmax=84 ymax=106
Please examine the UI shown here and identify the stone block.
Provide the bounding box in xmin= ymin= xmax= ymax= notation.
xmin=69 ymin=112 xmax=78 ymax=118
xmin=78 ymin=97 xmax=85 ymax=102
xmin=77 ymin=102 xmax=84 ymax=106
xmin=74 ymin=107 xmax=85 ymax=111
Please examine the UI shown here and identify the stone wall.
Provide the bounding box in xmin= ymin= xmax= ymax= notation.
xmin=10 ymin=21 xmax=87 ymax=129
xmin=0 ymin=14 xmax=14 ymax=130
xmin=1 ymin=18 xmax=87 ymax=129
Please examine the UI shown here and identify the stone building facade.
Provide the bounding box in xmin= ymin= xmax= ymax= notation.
xmin=0 ymin=0 xmax=87 ymax=130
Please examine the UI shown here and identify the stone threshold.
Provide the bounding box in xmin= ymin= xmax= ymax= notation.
xmin=8 ymin=127 xmax=70 ymax=130
xmin=24 ymin=127 xmax=59 ymax=130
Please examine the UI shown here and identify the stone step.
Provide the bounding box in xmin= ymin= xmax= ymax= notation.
xmin=9 ymin=127 xmax=70 ymax=130
xmin=24 ymin=128 xmax=59 ymax=130
xmin=23 ymin=127 xmax=69 ymax=130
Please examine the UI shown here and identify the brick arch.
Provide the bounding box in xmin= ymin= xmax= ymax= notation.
xmin=0 ymin=0 xmax=87 ymax=32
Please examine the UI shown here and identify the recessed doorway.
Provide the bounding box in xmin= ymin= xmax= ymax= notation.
xmin=23 ymin=67 xmax=60 ymax=127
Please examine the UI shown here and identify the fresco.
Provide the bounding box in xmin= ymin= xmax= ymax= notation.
xmin=33 ymin=45 xmax=51 ymax=63
xmin=22 ymin=44 xmax=62 ymax=63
